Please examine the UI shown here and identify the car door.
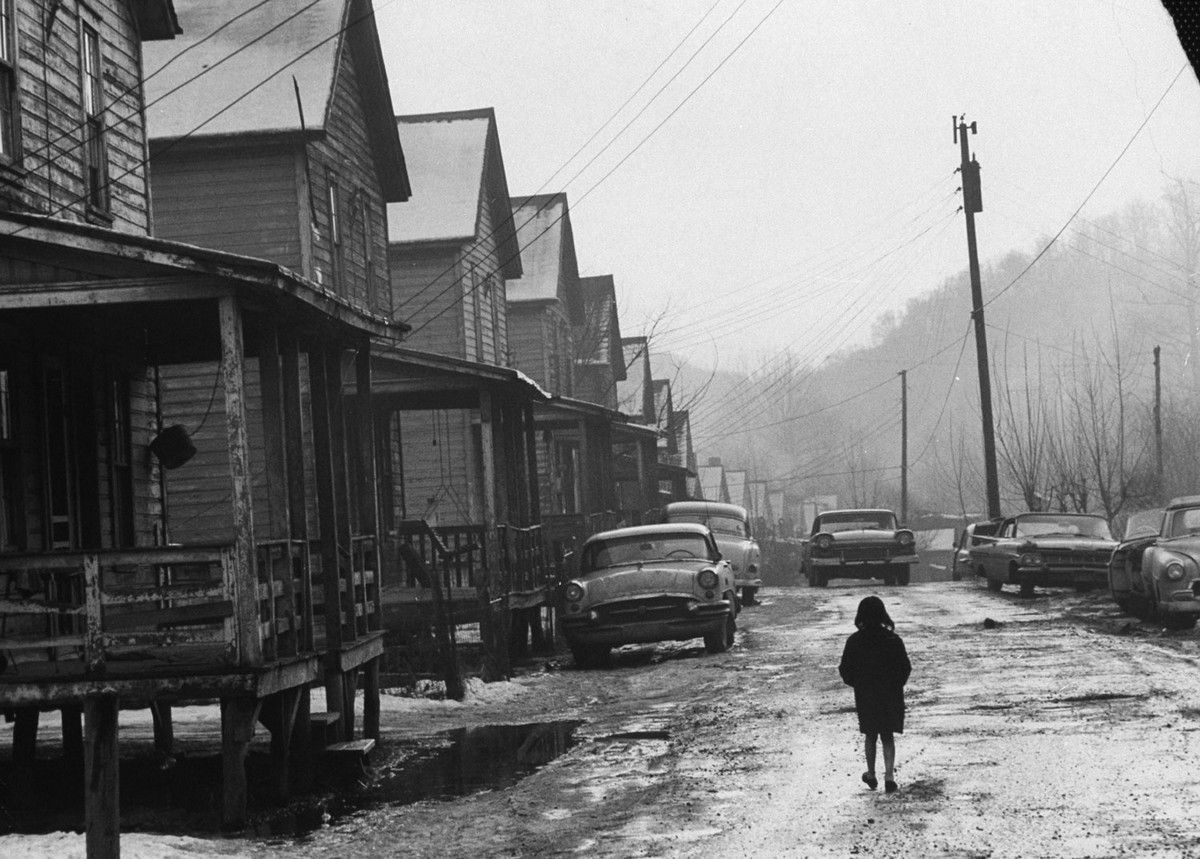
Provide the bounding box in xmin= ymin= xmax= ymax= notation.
xmin=970 ymin=518 xmax=1012 ymax=580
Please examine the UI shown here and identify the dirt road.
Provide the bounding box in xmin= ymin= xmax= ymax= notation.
xmin=245 ymin=581 xmax=1200 ymax=858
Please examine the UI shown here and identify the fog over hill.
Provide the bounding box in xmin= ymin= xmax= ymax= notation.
xmin=657 ymin=184 xmax=1200 ymax=520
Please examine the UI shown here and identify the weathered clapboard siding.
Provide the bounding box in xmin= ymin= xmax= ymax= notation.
xmin=507 ymin=306 xmax=549 ymax=389
xmin=150 ymin=147 xmax=303 ymax=270
xmin=398 ymin=410 xmax=476 ymax=526
xmin=388 ymin=246 xmax=463 ymax=355
xmin=4 ymin=0 xmax=152 ymax=231
xmin=308 ymin=36 xmax=391 ymax=316
xmin=460 ymin=185 xmax=504 ymax=364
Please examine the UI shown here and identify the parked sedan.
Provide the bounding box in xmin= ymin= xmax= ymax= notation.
xmin=1109 ymin=498 xmax=1200 ymax=629
xmin=800 ymin=508 xmax=918 ymax=587
xmin=663 ymin=500 xmax=763 ymax=605
xmin=971 ymin=512 xmax=1116 ymax=596
xmin=951 ymin=519 xmax=1002 ymax=581
xmin=560 ymin=524 xmax=738 ymax=667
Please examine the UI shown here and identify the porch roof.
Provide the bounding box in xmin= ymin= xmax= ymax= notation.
xmin=0 ymin=212 xmax=406 ymax=340
xmin=366 ymin=347 xmax=550 ymax=407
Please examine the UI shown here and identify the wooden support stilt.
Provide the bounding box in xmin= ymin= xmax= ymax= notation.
xmin=220 ymin=697 xmax=261 ymax=828
xmin=62 ymin=704 xmax=83 ymax=768
xmin=323 ymin=671 xmax=346 ymax=742
xmin=84 ymin=695 xmax=119 ymax=859
xmin=291 ymin=686 xmax=313 ymax=793
xmin=265 ymin=688 xmax=302 ymax=803
xmin=341 ymin=668 xmax=359 ymax=740
xmin=149 ymin=701 xmax=174 ymax=758
xmin=530 ymin=606 xmax=550 ymax=653
xmin=508 ymin=607 xmax=530 ymax=661
xmin=363 ymin=658 xmax=380 ymax=741
xmin=13 ymin=707 xmax=38 ymax=764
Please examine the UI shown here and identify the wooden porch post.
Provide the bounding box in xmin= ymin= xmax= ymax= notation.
xmin=218 ymin=296 xmax=261 ymax=667
xmin=308 ymin=345 xmax=346 ymax=734
xmin=354 ymin=346 xmax=381 ymax=633
xmin=281 ymin=331 xmax=314 ymax=651
xmin=259 ymin=322 xmax=296 ymax=659
xmin=479 ymin=389 xmax=498 ymax=533
xmin=577 ymin=419 xmax=592 ymax=518
xmin=523 ymin=403 xmax=541 ymax=523
xmin=84 ymin=694 xmax=119 ymax=859
xmin=477 ymin=389 xmax=508 ymax=681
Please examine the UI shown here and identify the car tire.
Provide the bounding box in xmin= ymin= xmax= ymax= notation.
xmin=1019 ymin=579 xmax=1035 ymax=598
xmin=897 ymin=565 xmax=911 ymax=586
xmin=985 ymin=569 xmax=1002 ymax=592
xmin=570 ymin=643 xmax=610 ymax=668
xmin=814 ymin=570 xmax=829 ymax=588
xmin=705 ymin=605 xmax=736 ymax=653
xmin=740 ymin=586 xmax=759 ymax=607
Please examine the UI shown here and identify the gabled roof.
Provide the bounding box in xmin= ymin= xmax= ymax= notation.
xmin=576 ymin=275 xmax=623 ymax=377
xmin=388 ymin=109 xmax=521 ymax=278
xmin=617 ymin=336 xmax=650 ymax=420
xmin=697 ymin=465 xmax=727 ymax=503
xmin=507 ymin=193 xmax=582 ymax=319
xmin=726 ymin=470 xmax=747 ymax=506
xmin=132 ymin=0 xmax=182 ymax=39
xmin=145 ymin=0 xmax=409 ymax=200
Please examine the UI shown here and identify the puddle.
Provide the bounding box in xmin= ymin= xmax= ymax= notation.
xmin=257 ymin=720 xmax=583 ymax=839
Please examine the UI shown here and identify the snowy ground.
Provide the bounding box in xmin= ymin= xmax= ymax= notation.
xmin=6 ymin=578 xmax=1200 ymax=857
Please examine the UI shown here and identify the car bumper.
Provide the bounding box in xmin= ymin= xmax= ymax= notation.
xmin=1015 ymin=566 xmax=1106 ymax=587
xmin=562 ymin=601 xmax=732 ymax=646
xmin=812 ymin=555 xmax=918 ymax=569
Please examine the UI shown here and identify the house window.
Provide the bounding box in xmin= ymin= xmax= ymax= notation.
xmin=359 ymin=191 xmax=377 ymax=308
xmin=80 ymin=21 xmax=108 ymax=211
xmin=0 ymin=0 xmax=18 ymax=163
xmin=0 ymin=368 xmax=21 ymax=550
xmin=327 ymin=174 xmax=342 ymax=287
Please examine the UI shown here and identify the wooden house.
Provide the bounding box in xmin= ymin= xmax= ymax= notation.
xmin=698 ymin=460 xmax=731 ymax=504
xmin=142 ymin=0 xmax=409 ymax=744
xmin=726 ymin=470 xmax=750 ymax=511
xmin=506 ymin=194 xmax=629 ymax=544
xmin=378 ymin=109 xmax=552 ymax=666
xmin=0 ymin=1 xmax=405 ymax=847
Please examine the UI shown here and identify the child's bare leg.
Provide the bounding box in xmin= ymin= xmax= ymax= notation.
xmin=864 ymin=733 xmax=878 ymax=776
xmin=880 ymin=731 xmax=896 ymax=781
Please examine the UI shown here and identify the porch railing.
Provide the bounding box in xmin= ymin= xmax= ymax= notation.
xmin=498 ymin=524 xmax=549 ymax=594
xmin=394 ymin=521 xmax=487 ymax=591
xmin=0 ymin=546 xmax=239 ymax=673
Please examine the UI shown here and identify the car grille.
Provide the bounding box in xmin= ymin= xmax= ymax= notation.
xmin=600 ymin=596 xmax=691 ymax=622
xmin=1040 ymin=548 xmax=1110 ymax=569
xmin=836 ymin=547 xmax=896 ymax=561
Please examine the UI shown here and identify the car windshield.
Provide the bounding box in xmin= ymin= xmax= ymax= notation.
xmin=581 ymin=533 xmax=712 ymax=572
xmin=1013 ymin=515 xmax=1112 ymax=540
xmin=1121 ymin=509 xmax=1164 ymax=540
xmin=816 ymin=512 xmax=896 ymax=533
xmin=667 ymin=513 xmax=748 ymax=537
xmin=1166 ymin=507 xmax=1200 ymax=538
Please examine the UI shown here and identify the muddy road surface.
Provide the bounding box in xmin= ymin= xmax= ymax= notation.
xmin=233 ymin=580 xmax=1200 ymax=858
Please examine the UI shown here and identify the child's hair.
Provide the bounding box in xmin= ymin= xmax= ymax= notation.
xmin=854 ymin=596 xmax=895 ymax=631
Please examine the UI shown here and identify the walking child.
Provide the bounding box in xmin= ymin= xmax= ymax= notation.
xmin=838 ymin=595 xmax=912 ymax=793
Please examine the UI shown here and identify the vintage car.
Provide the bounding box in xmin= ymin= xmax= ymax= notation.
xmin=1108 ymin=498 xmax=1200 ymax=629
xmin=560 ymin=523 xmax=738 ymax=667
xmin=951 ymin=519 xmax=1002 ymax=581
xmin=971 ymin=511 xmax=1116 ymax=596
xmin=663 ymin=500 xmax=763 ymax=605
xmin=800 ymin=508 xmax=917 ymax=587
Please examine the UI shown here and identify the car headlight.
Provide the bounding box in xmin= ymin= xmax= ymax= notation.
xmin=1166 ymin=562 xmax=1186 ymax=581
xmin=748 ymin=563 xmax=758 ymax=573
xmin=698 ymin=569 xmax=719 ymax=589
xmin=896 ymin=530 xmax=915 ymax=548
xmin=1019 ymin=552 xmax=1044 ymax=567
xmin=564 ymin=582 xmax=585 ymax=603
xmin=814 ymin=533 xmax=833 ymax=551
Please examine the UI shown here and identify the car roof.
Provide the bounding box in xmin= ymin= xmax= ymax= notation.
xmin=585 ymin=522 xmax=712 ymax=544
xmin=1166 ymin=495 xmax=1200 ymax=511
xmin=1011 ymin=511 xmax=1106 ymax=519
xmin=817 ymin=508 xmax=896 ymax=518
xmin=664 ymin=501 xmax=748 ymax=518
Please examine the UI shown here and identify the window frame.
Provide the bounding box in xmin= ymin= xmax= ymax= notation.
xmin=79 ymin=17 xmax=110 ymax=215
xmin=0 ymin=0 xmax=20 ymax=166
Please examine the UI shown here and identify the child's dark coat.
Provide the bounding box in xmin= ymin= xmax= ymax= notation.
xmin=838 ymin=626 xmax=912 ymax=734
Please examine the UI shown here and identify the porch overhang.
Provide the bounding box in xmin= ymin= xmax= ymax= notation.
xmin=365 ymin=346 xmax=549 ymax=410
xmin=0 ymin=212 xmax=406 ymax=341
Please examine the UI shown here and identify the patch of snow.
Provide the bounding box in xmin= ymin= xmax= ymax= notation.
xmin=0 ymin=832 xmax=251 ymax=859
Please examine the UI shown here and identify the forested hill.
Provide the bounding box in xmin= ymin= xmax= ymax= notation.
xmin=657 ymin=188 xmax=1200 ymax=519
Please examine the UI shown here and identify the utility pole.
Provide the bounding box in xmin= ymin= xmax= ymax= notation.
xmin=955 ymin=116 xmax=1001 ymax=520
xmin=1154 ymin=345 xmax=1163 ymax=499
xmin=899 ymin=369 xmax=908 ymax=523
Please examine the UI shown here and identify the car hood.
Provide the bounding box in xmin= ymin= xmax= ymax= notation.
xmin=1022 ymin=536 xmax=1117 ymax=551
xmin=577 ymin=564 xmax=708 ymax=603
xmin=1153 ymin=535 xmax=1200 ymax=561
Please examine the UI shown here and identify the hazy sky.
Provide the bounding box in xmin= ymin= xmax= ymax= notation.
xmin=376 ymin=1 xmax=1199 ymax=373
